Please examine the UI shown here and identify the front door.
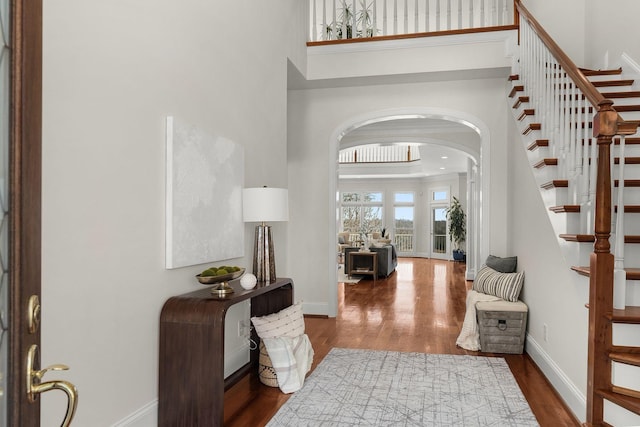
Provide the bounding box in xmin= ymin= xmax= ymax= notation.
xmin=2 ymin=1 xmax=75 ymax=425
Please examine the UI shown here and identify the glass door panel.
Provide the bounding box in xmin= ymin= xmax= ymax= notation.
xmin=394 ymin=206 xmax=414 ymax=253
xmin=431 ymin=206 xmax=448 ymax=260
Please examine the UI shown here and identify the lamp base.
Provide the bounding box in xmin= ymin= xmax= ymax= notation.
xmin=253 ymin=224 xmax=276 ymax=283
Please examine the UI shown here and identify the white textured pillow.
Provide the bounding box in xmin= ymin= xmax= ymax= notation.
xmin=473 ymin=265 xmax=524 ymax=302
xmin=251 ymin=302 xmax=305 ymax=339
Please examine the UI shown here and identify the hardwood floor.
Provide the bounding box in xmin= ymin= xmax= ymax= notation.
xmin=224 ymin=258 xmax=580 ymax=426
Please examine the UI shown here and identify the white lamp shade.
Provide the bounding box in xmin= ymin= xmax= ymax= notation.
xmin=243 ymin=187 xmax=289 ymax=223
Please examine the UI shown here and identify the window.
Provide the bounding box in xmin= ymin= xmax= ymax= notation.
xmin=433 ymin=190 xmax=448 ymax=201
xmin=393 ymin=192 xmax=414 ymax=252
xmin=340 ymin=191 xmax=383 ymax=234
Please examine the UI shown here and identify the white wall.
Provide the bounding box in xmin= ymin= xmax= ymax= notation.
xmin=521 ymin=0 xmax=586 ymax=66
xmin=288 ymin=77 xmax=511 ymax=316
xmin=506 ymin=103 xmax=589 ymax=421
xmin=41 ymin=0 xmax=304 ymax=425
xmin=584 ymin=0 xmax=640 ymax=70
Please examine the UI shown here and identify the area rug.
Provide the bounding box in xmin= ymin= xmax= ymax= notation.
xmin=338 ymin=265 xmax=361 ymax=284
xmin=266 ymin=348 xmax=539 ymax=426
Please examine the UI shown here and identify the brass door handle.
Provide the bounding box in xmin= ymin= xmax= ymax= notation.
xmin=26 ymin=344 xmax=78 ymax=427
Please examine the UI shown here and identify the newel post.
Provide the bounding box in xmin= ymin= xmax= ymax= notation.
xmin=586 ymin=99 xmax=617 ymax=425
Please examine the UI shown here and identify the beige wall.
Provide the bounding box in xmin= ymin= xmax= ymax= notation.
xmin=41 ymin=1 xmax=304 ymax=425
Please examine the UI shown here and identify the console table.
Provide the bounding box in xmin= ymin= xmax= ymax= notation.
xmin=158 ymin=277 xmax=294 ymax=426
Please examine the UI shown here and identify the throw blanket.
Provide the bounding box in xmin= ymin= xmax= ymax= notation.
xmin=456 ymin=290 xmax=500 ymax=351
xmin=262 ymin=334 xmax=314 ymax=394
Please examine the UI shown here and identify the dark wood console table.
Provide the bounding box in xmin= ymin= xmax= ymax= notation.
xmin=158 ymin=277 xmax=294 ymax=426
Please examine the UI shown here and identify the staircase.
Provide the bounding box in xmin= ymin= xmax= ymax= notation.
xmin=511 ymin=2 xmax=640 ymax=426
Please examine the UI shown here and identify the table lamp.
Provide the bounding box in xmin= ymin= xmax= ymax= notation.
xmin=243 ymin=187 xmax=289 ymax=283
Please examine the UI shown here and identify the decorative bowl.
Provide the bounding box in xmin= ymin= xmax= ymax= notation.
xmin=196 ymin=268 xmax=246 ymax=285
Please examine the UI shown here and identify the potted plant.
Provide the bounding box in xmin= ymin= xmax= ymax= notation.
xmin=324 ymin=0 xmax=377 ymax=40
xmin=446 ymin=196 xmax=466 ymax=261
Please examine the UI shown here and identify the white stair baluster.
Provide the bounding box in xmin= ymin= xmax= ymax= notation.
xmin=394 ymin=0 xmax=398 ymax=35
xmin=435 ymin=0 xmax=440 ymax=31
xmin=426 ymin=0 xmax=431 ymax=32
xmin=404 ymin=0 xmax=409 ymax=33
xmin=468 ymin=0 xmax=473 ymax=28
xmin=613 ymin=135 xmax=627 ymax=309
xmin=372 ymin=0 xmax=377 ymax=37
xmin=415 ymin=0 xmax=419 ymax=33
xmin=352 ymin=0 xmax=357 ymax=37
xmin=383 ymin=0 xmax=388 ymax=35
xmin=504 ymin=0 xmax=509 ymax=25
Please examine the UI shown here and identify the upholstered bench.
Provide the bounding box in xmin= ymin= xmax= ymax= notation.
xmin=476 ymin=299 xmax=528 ymax=354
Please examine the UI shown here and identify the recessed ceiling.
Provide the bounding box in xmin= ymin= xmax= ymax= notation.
xmin=339 ymin=117 xmax=478 ymax=179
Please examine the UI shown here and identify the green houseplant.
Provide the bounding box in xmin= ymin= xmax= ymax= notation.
xmin=446 ymin=196 xmax=466 ymax=261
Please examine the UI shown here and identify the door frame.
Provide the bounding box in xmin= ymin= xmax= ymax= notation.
xmin=8 ymin=0 xmax=43 ymax=425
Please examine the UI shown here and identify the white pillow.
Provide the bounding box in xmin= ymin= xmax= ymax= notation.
xmin=251 ymin=302 xmax=305 ymax=339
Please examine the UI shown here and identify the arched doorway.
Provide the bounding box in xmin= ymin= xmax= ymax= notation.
xmin=326 ymin=108 xmax=491 ymax=317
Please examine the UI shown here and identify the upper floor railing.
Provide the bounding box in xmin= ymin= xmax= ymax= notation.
xmin=308 ymin=0 xmax=517 ymax=43
xmin=339 ymin=144 xmax=421 ymax=163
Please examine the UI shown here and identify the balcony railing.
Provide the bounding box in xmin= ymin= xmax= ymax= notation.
xmin=394 ymin=233 xmax=413 ymax=252
xmin=339 ymin=144 xmax=420 ymax=163
xmin=308 ymin=0 xmax=516 ymax=43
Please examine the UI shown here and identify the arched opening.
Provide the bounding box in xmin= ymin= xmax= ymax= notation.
xmin=326 ymin=108 xmax=491 ymax=317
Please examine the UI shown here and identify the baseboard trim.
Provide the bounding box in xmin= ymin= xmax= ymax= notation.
xmin=111 ymin=399 xmax=157 ymax=427
xmin=525 ymin=334 xmax=586 ymax=423
xmin=302 ymin=301 xmax=329 ymax=316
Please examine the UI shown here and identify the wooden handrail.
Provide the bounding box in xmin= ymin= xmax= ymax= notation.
xmin=515 ymin=0 xmax=604 ymax=109
xmin=307 ymin=25 xmax=518 ymax=47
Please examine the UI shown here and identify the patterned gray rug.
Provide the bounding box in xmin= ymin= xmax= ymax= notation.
xmin=267 ymin=348 xmax=539 ymax=426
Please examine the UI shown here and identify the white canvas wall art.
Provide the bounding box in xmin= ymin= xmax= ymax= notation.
xmin=165 ymin=116 xmax=244 ymax=269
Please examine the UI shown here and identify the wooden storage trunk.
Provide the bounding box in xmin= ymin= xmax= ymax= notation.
xmin=476 ymin=299 xmax=528 ymax=354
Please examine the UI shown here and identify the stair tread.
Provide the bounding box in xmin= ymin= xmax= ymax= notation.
xmin=518 ymin=109 xmax=535 ymax=121
xmin=527 ymin=139 xmax=549 ymax=151
xmin=522 ymin=123 xmax=541 ymax=135
xmin=597 ymin=388 xmax=640 ymax=414
xmin=615 ymin=205 xmax=640 ymax=213
xmin=571 ymin=266 xmax=640 ymax=280
xmin=541 ymin=180 xmax=568 ymax=189
xmin=582 ymin=137 xmax=640 ymax=145
xmin=509 ymin=85 xmax=524 ymax=98
xmin=615 ymin=104 xmax=640 ymax=112
xmin=580 ymin=67 xmax=622 ymax=76
xmin=610 ymin=352 xmax=640 ymax=367
xmin=610 ymin=306 xmax=640 ymax=323
xmin=560 ymin=234 xmax=595 ymax=242
xmin=533 ymin=158 xmax=557 ymax=168
xmin=615 ymin=179 xmax=640 ymax=187
xmin=550 ymin=205 xmax=580 ymax=213
xmin=592 ymin=79 xmax=635 ymax=87
xmin=512 ymin=96 xmax=529 ymax=109
xmin=601 ymin=91 xmax=640 ymax=98
xmin=561 ymin=234 xmax=640 ymax=243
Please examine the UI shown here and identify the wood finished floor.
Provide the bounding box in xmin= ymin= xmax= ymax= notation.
xmin=224 ymin=258 xmax=580 ymax=426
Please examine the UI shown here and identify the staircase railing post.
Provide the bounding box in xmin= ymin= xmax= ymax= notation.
xmin=586 ymin=99 xmax=617 ymax=426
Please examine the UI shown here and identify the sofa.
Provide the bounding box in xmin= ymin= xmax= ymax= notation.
xmin=344 ymin=245 xmax=398 ymax=278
